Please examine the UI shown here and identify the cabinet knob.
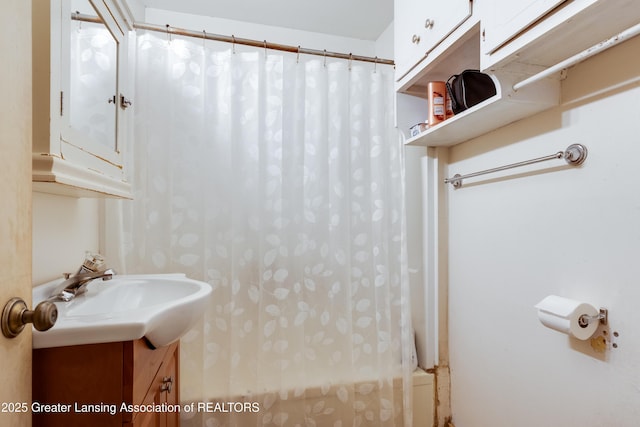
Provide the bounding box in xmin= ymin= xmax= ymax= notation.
xmin=412 ymin=34 xmax=421 ymax=44
xmin=160 ymin=376 xmax=174 ymax=393
xmin=2 ymin=298 xmax=57 ymax=338
xmin=425 ymin=19 xmax=434 ymax=29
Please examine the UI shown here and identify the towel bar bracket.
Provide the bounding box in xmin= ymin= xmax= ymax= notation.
xmin=445 ymin=143 xmax=588 ymax=188
xmin=564 ymin=143 xmax=588 ymax=166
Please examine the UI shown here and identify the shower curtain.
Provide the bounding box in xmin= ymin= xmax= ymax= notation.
xmin=115 ymin=32 xmax=413 ymax=427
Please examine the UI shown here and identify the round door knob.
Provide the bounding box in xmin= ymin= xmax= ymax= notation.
xmin=412 ymin=34 xmax=421 ymax=44
xmin=1 ymin=298 xmax=58 ymax=338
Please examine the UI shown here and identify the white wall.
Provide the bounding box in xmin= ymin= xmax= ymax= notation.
xmin=32 ymin=193 xmax=100 ymax=284
xmin=375 ymin=22 xmax=393 ymax=59
xmin=446 ymin=35 xmax=640 ymax=426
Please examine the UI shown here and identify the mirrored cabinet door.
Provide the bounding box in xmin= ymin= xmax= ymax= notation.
xmin=68 ymin=0 xmax=119 ymax=153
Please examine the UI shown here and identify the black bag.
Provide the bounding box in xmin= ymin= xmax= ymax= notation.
xmin=446 ymin=70 xmax=497 ymax=115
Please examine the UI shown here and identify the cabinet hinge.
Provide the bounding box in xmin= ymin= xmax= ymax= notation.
xmin=60 ymin=91 xmax=64 ymax=116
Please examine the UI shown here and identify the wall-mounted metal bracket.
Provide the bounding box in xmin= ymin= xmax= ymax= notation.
xmin=599 ymin=308 xmax=608 ymax=326
xmin=578 ymin=308 xmax=608 ymax=328
xmin=563 ymin=143 xmax=588 ymax=165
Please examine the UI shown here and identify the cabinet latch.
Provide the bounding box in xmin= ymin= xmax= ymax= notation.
xmin=120 ymin=94 xmax=133 ymax=110
xmin=160 ymin=375 xmax=174 ymax=393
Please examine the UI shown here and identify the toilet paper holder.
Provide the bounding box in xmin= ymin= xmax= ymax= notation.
xmin=578 ymin=308 xmax=608 ymax=328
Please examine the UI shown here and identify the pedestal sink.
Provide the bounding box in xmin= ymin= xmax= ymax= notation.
xmin=32 ymin=274 xmax=212 ymax=349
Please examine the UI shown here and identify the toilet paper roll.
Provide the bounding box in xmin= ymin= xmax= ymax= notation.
xmin=535 ymin=295 xmax=599 ymax=340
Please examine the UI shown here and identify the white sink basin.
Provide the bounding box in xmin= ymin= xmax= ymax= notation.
xmin=32 ymin=274 xmax=212 ymax=349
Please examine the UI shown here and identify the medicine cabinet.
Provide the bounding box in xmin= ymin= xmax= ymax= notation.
xmin=33 ymin=0 xmax=134 ymax=198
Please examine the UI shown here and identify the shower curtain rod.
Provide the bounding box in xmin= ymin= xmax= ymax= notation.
xmin=71 ymin=13 xmax=394 ymax=66
xmin=136 ymin=22 xmax=396 ymax=66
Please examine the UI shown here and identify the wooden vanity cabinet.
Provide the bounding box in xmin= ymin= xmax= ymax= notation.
xmin=33 ymin=339 xmax=180 ymax=427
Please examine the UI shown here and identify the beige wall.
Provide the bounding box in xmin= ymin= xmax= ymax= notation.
xmin=447 ymin=35 xmax=640 ymax=426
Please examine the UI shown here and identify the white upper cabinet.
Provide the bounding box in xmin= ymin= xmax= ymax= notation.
xmin=395 ymin=0 xmax=472 ymax=82
xmin=481 ymin=0 xmax=566 ymax=56
xmin=479 ymin=0 xmax=640 ymax=71
xmin=395 ymin=0 xmax=640 ymax=148
xmin=33 ymin=0 xmax=134 ymax=198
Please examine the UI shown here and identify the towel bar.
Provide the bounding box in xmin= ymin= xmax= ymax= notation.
xmin=444 ymin=144 xmax=587 ymax=188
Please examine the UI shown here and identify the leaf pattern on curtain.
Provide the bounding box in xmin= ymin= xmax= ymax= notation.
xmin=121 ymin=33 xmax=413 ymax=427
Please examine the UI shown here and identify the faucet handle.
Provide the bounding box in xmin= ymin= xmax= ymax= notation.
xmin=81 ymin=252 xmax=106 ymax=273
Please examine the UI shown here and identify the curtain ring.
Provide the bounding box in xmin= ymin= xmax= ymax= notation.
xmin=323 ymin=49 xmax=327 ymax=67
xmin=202 ymin=30 xmax=206 ymax=48
xmin=75 ymin=11 xmax=82 ymax=31
xmin=231 ymin=35 xmax=236 ymax=54
xmin=349 ymin=53 xmax=353 ymax=71
xmin=374 ymin=56 xmax=378 ymax=74
xmin=165 ymin=24 xmax=171 ymax=44
xmin=297 ymin=45 xmax=301 ymax=63
xmin=264 ymin=40 xmax=268 ymax=56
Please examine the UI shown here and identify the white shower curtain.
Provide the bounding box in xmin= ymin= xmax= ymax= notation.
xmin=116 ymin=32 xmax=413 ymax=426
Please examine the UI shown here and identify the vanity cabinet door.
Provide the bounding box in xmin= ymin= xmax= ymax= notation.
xmin=128 ymin=340 xmax=180 ymax=427
xmin=140 ymin=347 xmax=180 ymax=427
xmin=162 ymin=349 xmax=180 ymax=426
xmin=395 ymin=0 xmax=471 ymax=81
xmin=33 ymin=339 xmax=180 ymax=427
xmin=32 ymin=341 xmax=126 ymax=426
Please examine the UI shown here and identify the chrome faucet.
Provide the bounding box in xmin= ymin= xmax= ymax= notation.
xmin=49 ymin=269 xmax=116 ymax=302
xmin=49 ymin=253 xmax=115 ymax=302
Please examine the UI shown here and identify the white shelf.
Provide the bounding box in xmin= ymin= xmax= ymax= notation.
xmin=405 ymin=73 xmax=558 ymax=147
xmin=32 ymin=154 xmax=132 ymax=199
xmin=397 ymin=23 xmax=560 ymax=148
